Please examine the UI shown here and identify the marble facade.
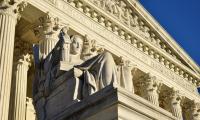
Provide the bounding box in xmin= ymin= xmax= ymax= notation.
xmin=0 ymin=0 xmax=200 ymax=120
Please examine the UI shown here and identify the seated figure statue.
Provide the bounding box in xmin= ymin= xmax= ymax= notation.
xmin=33 ymin=29 xmax=119 ymax=120
xmin=33 ymin=29 xmax=118 ymax=103
xmin=62 ymin=34 xmax=118 ymax=98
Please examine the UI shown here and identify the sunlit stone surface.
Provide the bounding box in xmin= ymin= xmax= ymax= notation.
xmin=0 ymin=0 xmax=199 ymax=120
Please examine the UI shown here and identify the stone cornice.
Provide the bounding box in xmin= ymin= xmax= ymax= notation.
xmin=128 ymin=0 xmax=200 ymax=74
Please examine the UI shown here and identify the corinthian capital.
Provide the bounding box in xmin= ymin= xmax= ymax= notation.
xmin=140 ymin=73 xmax=161 ymax=91
xmin=168 ymin=88 xmax=182 ymax=105
xmin=34 ymin=12 xmax=61 ymax=41
xmin=13 ymin=37 xmax=33 ymax=64
xmin=0 ymin=0 xmax=27 ymax=20
xmin=17 ymin=54 xmax=31 ymax=67
xmin=188 ymin=101 xmax=200 ymax=120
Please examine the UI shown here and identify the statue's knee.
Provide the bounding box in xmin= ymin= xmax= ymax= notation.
xmin=102 ymin=52 xmax=113 ymax=59
xmin=101 ymin=52 xmax=115 ymax=64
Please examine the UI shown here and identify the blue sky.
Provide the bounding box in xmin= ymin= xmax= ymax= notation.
xmin=140 ymin=0 xmax=200 ymax=67
xmin=139 ymin=0 xmax=200 ymax=92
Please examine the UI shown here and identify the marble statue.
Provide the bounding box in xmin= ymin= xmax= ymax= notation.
xmin=66 ymin=34 xmax=118 ymax=97
xmin=33 ymin=28 xmax=119 ymax=119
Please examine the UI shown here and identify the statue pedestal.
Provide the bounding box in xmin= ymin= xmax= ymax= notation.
xmin=49 ymin=86 xmax=177 ymax=120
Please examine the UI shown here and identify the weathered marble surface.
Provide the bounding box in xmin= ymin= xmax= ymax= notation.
xmin=51 ymin=86 xmax=177 ymax=120
xmin=33 ymin=29 xmax=119 ymax=120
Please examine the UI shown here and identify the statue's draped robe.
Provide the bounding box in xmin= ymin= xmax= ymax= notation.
xmin=33 ymin=39 xmax=118 ymax=100
xmin=77 ymin=52 xmax=118 ymax=98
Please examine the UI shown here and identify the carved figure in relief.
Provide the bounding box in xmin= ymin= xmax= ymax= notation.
xmin=130 ymin=14 xmax=139 ymax=28
xmin=139 ymin=21 xmax=150 ymax=38
xmin=92 ymin=0 xmax=103 ymax=7
xmin=104 ymin=0 xmax=118 ymax=14
xmin=123 ymin=8 xmax=132 ymax=26
xmin=116 ymin=1 xmax=126 ymax=21
xmin=150 ymin=32 xmax=157 ymax=44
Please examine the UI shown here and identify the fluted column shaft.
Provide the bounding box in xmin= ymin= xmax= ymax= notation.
xmin=0 ymin=3 xmax=19 ymax=120
xmin=39 ymin=37 xmax=59 ymax=58
xmin=11 ymin=55 xmax=31 ymax=120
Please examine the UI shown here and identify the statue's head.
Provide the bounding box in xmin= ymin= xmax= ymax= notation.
xmin=70 ymin=35 xmax=83 ymax=55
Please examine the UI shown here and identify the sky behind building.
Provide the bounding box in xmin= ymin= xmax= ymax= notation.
xmin=140 ymin=0 xmax=200 ymax=67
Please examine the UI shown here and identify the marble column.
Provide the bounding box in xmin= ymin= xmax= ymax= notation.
xmin=139 ymin=73 xmax=161 ymax=106
xmin=11 ymin=54 xmax=31 ymax=120
xmin=0 ymin=1 xmax=26 ymax=120
xmin=34 ymin=12 xmax=61 ymax=59
xmin=168 ymin=89 xmax=183 ymax=120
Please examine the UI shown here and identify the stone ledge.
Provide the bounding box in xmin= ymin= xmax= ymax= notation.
xmin=50 ymin=86 xmax=176 ymax=120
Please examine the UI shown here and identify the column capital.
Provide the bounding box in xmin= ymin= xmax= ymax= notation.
xmin=168 ymin=88 xmax=182 ymax=105
xmin=0 ymin=0 xmax=27 ymax=20
xmin=17 ymin=54 xmax=32 ymax=67
xmin=34 ymin=12 xmax=61 ymax=41
xmin=13 ymin=38 xmax=32 ymax=67
xmin=139 ymin=73 xmax=162 ymax=92
xmin=188 ymin=100 xmax=200 ymax=120
xmin=137 ymin=73 xmax=162 ymax=106
xmin=162 ymin=88 xmax=183 ymax=119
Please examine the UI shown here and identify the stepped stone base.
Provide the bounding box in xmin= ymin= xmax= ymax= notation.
xmin=49 ymin=86 xmax=176 ymax=120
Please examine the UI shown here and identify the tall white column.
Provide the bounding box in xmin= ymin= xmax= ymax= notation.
xmin=139 ymin=73 xmax=161 ymax=106
xmin=11 ymin=54 xmax=31 ymax=120
xmin=0 ymin=1 xmax=26 ymax=120
xmin=9 ymin=38 xmax=32 ymax=120
xmin=34 ymin=12 xmax=61 ymax=59
xmin=168 ymin=89 xmax=183 ymax=120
